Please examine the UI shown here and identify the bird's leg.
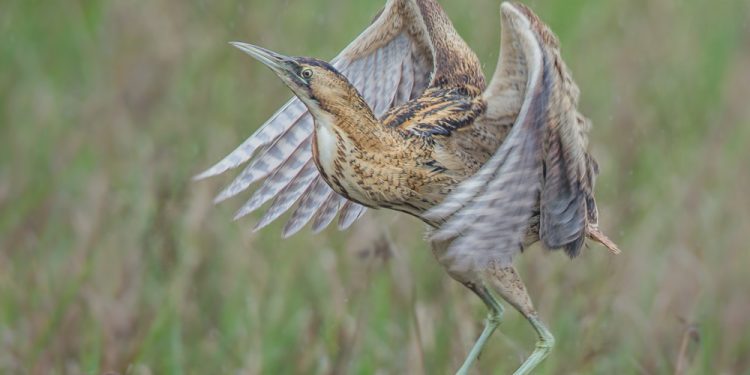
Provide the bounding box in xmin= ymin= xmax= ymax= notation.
xmin=455 ymin=283 xmax=505 ymax=375
xmin=484 ymin=264 xmax=555 ymax=375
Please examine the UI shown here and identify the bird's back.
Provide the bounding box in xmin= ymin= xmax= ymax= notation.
xmin=333 ymin=84 xmax=515 ymax=222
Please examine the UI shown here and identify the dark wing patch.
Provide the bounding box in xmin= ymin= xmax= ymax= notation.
xmin=383 ymin=87 xmax=486 ymax=138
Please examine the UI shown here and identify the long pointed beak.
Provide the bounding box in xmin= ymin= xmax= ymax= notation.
xmin=230 ymin=41 xmax=293 ymax=74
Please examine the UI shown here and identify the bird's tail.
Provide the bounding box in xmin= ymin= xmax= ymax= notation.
xmin=586 ymin=224 xmax=620 ymax=255
xmin=582 ymin=156 xmax=619 ymax=255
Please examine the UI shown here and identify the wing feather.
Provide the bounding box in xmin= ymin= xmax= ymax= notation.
xmin=395 ymin=56 xmax=414 ymax=104
xmin=214 ymin=114 xmax=312 ymax=203
xmin=338 ymin=201 xmax=367 ymax=230
xmin=195 ymin=99 xmax=308 ymax=181
xmin=196 ymin=0 xmax=434 ymax=236
xmin=282 ymin=178 xmax=331 ymax=238
xmin=311 ymin=193 xmax=346 ymax=233
xmin=425 ymin=3 xmax=596 ymax=271
xmin=253 ymin=161 xmax=319 ymax=231
xmin=233 ymin=138 xmax=311 ymax=219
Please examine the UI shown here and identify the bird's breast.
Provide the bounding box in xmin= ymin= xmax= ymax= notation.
xmin=311 ymin=116 xmax=374 ymax=207
xmin=312 ymin=119 xmax=339 ymax=175
xmin=310 ymin=116 xmax=467 ymax=220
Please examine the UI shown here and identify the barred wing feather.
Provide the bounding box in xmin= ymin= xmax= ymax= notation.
xmin=195 ymin=0 xmax=434 ymax=236
xmin=425 ymin=3 xmax=596 ymax=272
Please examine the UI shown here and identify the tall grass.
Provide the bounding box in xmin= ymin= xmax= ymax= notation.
xmin=1 ymin=0 xmax=749 ymax=373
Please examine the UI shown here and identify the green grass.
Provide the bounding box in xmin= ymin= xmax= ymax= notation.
xmin=1 ymin=0 xmax=749 ymax=374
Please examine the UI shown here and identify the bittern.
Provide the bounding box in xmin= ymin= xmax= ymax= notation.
xmin=196 ymin=1 xmax=619 ymax=373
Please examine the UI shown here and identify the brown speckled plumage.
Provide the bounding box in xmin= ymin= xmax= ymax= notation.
xmin=196 ymin=1 xmax=619 ymax=373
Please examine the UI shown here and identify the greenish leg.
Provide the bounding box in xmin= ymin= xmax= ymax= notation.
xmin=455 ymin=285 xmax=505 ymax=375
xmin=485 ymin=265 xmax=555 ymax=375
xmin=512 ymin=314 xmax=554 ymax=375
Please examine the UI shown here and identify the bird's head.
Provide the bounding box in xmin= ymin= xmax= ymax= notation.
xmin=231 ymin=41 xmax=371 ymax=120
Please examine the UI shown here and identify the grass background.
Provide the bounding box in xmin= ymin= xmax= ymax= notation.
xmin=1 ymin=0 xmax=749 ymax=373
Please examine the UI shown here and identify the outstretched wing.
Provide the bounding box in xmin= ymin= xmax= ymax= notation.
xmin=195 ymin=0 xmax=435 ymax=237
xmin=425 ymin=3 xmax=597 ymax=272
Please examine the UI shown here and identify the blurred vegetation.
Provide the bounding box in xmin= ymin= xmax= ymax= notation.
xmin=1 ymin=0 xmax=749 ymax=374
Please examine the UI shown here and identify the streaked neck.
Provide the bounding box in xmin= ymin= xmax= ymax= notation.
xmin=308 ymin=91 xmax=393 ymax=152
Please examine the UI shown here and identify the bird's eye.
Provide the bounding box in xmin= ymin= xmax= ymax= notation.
xmin=301 ymin=68 xmax=313 ymax=79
